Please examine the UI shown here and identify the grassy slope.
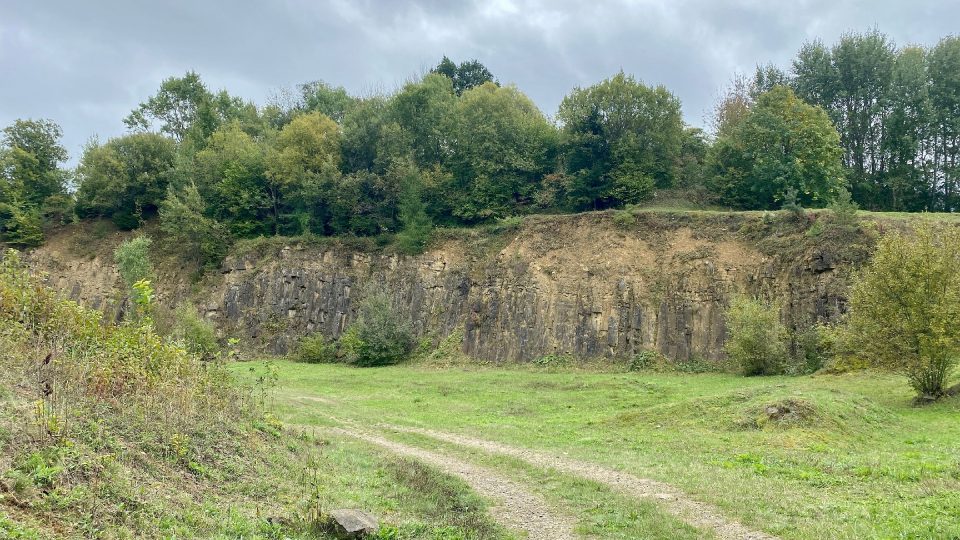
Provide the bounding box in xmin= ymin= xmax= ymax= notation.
xmin=1 ymin=373 xmax=512 ymax=540
xmin=0 ymin=254 xmax=509 ymax=540
xmin=247 ymin=361 xmax=960 ymax=540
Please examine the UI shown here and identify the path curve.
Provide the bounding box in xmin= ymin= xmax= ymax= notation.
xmin=324 ymin=426 xmax=577 ymax=540
xmin=382 ymin=424 xmax=778 ymax=540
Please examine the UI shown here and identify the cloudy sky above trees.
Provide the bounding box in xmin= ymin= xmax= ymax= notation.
xmin=2 ymin=0 xmax=957 ymax=162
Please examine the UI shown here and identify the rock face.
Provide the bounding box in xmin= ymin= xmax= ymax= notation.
xmin=201 ymin=213 xmax=855 ymax=362
xmin=28 ymin=212 xmax=863 ymax=363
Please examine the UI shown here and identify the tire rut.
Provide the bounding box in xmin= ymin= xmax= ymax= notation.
xmin=380 ymin=424 xmax=779 ymax=540
xmin=325 ymin=426 xmax=577 ymax=540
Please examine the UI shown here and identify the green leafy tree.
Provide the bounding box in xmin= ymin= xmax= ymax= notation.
xmin=340 ymin=96 xmax=396 ymax=174
xmin=269 ymin=112 xmax=340 ymax=175
xmin=388 ymin=74 xmax=456 ymax=169
xmin=558 ymin=72 xmax=684 ymax=210
xmin=752 ymin=63 xmax=790 ymax=95
xmin=0 ymin=208 xmax=44 ymax=248
xmin=432 ymin=56 xmax=497 ymax=95
xmin=847 ymin=225 xmax=960 ymax=400
xmin=0 ymin=119 xmax=69 ymax=246
xmin=296 ymin=80 xmax=356 ymax=123
xmin=126 ymin=72 xmax=263 ymax=148
xmin=75 ymin=133 xmax=177 ymax=229
xmin=791 ymin=31 xmax=897 ymax=208
xmin=329 ymin=159 xmax=412 ymax=237
xmin=747 ymin=31 xmax=960 ymax=211
xmin=724 ymin=295 xmax=788 ymax=376
xmin=125 ymin=71 xmax=215 ymax=142
xmin=882 ymin=46 xmax=932 ymax=211
xmin=675 ymin=127 xmax=709 ymax=188
xmin=267 ymin=112 xmax=341 ymax=234
xmin=113 ymin=235 xmax=153 ymax=289
xmin=928 ymin=36 xmax=960 ymax=211
xmin=395 ymin=167 xmax=433 ymax=254
xmin=709 ymin=86 xmax=845 ymax=209
xmin=192 ymin=122 xmax=272 ymax=236
xmin=445 ymin=83 xmax=558 ymax=221
xmin=159 ymin=183 xmax=231 ymax=269
xmin=1 ymin=119 xmax=68 ymax=206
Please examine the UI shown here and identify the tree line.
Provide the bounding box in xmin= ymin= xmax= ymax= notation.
xmin=725 ymin=30 xmax=960 ymax=211
xmin=2 ymin=32 xmax=960 ymax=259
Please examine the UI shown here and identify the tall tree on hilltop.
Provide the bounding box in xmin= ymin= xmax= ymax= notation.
xmin=709 ymin=86 xmax=845 ymax=209
xmin=928 ymin=36 xmax=960 ymax=211
xmin=125 ymin=72 xmax=214 ymax=142
xmin=125 ymin=71 xmax=263 ymax=148
xmin=388 ymin=74 xmax=457 ymax=169
xmin=883 ymin=46 xmax=932 ymax=211
xmin=791 ymin=31 xmax=895 ymax=208
xmin=558 ymin=72 xmax=684 ymax=210
xmin=431 ymin=56 xmax=497 ymax=95
xmin=75 ymin=133 xmax=177 ymax=229
xmin=445 ymin=82 xmax=558 ymax=221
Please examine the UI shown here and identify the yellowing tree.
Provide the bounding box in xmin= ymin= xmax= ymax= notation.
xmin=271 ymin=111 xmax=340 ymax=176
xmin=847 ymin=225 xmax=960 ymax=400
xmin=266 ymin=112 xmax=341 ymax=234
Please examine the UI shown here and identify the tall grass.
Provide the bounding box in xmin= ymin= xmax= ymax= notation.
xmin=0 ymin=248 xmax=262 ymax=463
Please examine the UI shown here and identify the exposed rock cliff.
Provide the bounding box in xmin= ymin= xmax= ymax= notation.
xmin=26 ymin=211 xmax=869 ymax=362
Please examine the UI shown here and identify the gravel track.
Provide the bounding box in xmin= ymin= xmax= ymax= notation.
xmin=326 ymin=425 xmax=577 ymax=540
xmin=381 ymin=423 xmax=779 ymax=540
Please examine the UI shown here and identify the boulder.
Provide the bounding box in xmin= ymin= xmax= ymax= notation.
xmin=328 ymin=509 xmax=379 ymax=538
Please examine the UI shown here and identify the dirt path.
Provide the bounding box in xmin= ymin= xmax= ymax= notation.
xmin=325 ymin=426 xmax=577 ymax=540
xmin=381 ymin=424 xmax=779 ymax=540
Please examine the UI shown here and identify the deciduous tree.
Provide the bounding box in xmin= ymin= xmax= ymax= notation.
xmin=847 ymin=225 xmax=960 ymax=400
xmin=75 ymin=133 xmax=177 ymax=229
xmin=558 ymin=72 xmax=684 ymax=210
xmin=709 ymin=86 xmax=845 ymax=209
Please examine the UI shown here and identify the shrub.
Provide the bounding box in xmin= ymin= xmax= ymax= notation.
xmin=113 ymin=235 xmax=153 ymax=288
xmin=724 ymin=295 xmax=788 ymax=375
xmin=781 ymin=187 xmax=805 ymax=221
xmin=1 ymin=208 xmax=44 ymax=248
xmin=341 ymin=291 xmax=414 ymax=367
xmin=159 ymin=183 xmax=232 ymax=270
xmin=172 ymin=304 xmax=219 ymax=360
xmin=294 ymin=333 xmax=337 ymax=364
xmin=484 ymin=216 xmax=523 ymax=235
xmin=532 ymin=353 xmax=573 ymax=367
xmin=847 ymin=225 xmax=960 ymax=401
xmin=790 ymin=323 xmax=831 ymax=374
xmin=827 ymin=188 xmax=859 ymax=231
xmin=629 ymin=349 xmax=665 ymax=371
xmin=673 ymin=354 xmax=718 ymax=373
xmin=612 ymin=209 xmax=636 ymax=228
xmin=0 ymin=248 xmax=255 ymax=443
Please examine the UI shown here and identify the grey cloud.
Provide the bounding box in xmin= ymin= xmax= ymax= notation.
xmin=1 ymin=0 xmax=957 ymax=164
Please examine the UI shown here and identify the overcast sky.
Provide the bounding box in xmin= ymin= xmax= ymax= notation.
xmin=2 ymin=0 xmax=957 ymax=165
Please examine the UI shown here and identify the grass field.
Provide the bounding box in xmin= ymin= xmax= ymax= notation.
xmin=238 ymin=360 xmax=960 ymax=540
